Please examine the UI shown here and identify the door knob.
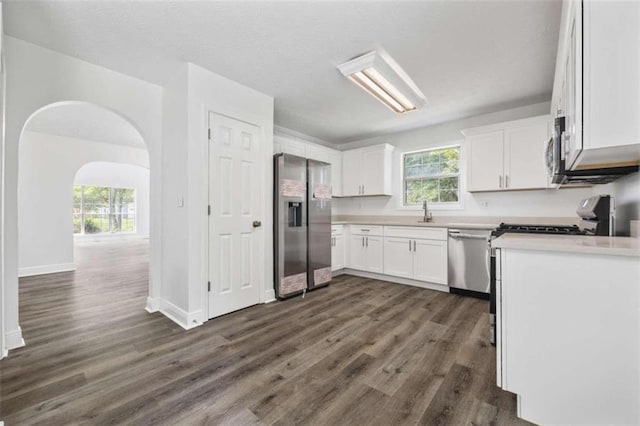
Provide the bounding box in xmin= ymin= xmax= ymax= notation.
xmin=252 ymin=221 xmax=262 ymax=228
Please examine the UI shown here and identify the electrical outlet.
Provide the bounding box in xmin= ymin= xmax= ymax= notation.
xmin=479 ymin=199 xmax=490 ymax=208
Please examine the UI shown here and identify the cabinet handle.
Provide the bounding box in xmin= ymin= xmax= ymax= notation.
xmin=362 ymin=236 xmax=365 ymax=247
xmin=366 ymin=236 xmax=369 ymax=247
xmin=409 ymin=240 xmax=412 ymax=252
xmin=362 ymin=185 xmax=365 ymax=195
xmin=499 ymin=175 xmax=503 ymax=188
xmin=505 ymin=175 xmax=509 ymax=188
xmin=413 ymin=240 xmax=416 ymax=251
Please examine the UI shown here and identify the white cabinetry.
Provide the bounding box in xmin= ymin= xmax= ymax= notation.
xmin=496 ymin=246 xmax=640 ymax=425
xmin=464 ymin=116 xmax=550 ymax=192
xmin=413 ymin=239 xmax=448 ymax=284
xmin=341 ymin=144 xmax=393 ymax=196
xmin=331 ymin=225 xmax=345 ymax=272
xmin=383 ymin=226 xmax=448 ymax=285
xmin=349 ymin=225 xmax=383 ymax=273
xmin=551 ymin=0 xmax=640 ymax=169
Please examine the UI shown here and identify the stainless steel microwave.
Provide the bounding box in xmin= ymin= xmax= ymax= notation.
xmin=546 ymin=116 xmax=637 ymax=185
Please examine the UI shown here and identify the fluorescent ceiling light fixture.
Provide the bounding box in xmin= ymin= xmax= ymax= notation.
xmin=338 ymin=50 xmax=426 ymax=114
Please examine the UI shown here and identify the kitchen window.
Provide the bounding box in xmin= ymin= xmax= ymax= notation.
xmin=403 ymin=146 xmax=460 ymax=206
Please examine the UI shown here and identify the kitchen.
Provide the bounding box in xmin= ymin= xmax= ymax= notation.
xmin=1 ymin=1 xmax=639 ymax=425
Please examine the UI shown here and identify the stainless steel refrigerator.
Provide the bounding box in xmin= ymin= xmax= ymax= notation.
xmin=274 ymin=154 xmax=332 ymax=299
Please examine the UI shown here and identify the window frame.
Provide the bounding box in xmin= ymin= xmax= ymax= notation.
xmin=399 ymin=144 xmax=463 ymax=210
xmin=73 ymin=185 xmax=138 ymax=235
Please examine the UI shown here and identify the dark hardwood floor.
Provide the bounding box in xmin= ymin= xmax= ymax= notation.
xmin=1 ymin=238 xmax=529 ymax=425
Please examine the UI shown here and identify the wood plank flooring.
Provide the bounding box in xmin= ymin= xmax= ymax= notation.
xmin=1 ymin=238 xmax=530 ymax=425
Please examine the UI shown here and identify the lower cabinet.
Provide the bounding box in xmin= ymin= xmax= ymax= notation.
xmin=383 ymin=237 xmax=413 ymax=278
xmin=349 ymin=234 xmax=383 ymax=273
xmin=331 ymin=225 xmax=345 ymax=272
xmin=335 ymin=224 xmax=448 ymax=287
xmin=331 ymin=234 xmax=345 ymax=271
xmin=413 ymin=239 xmax=448 ymax=284
xmin=383 ymin=236 xmax=447 ymax=284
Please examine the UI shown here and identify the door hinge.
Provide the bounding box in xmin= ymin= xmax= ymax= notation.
xmin=208 ymin=128 xmax=211 ymax=140
xmin=208 ymin=205 xmax=211 ymax=215
xmin=207 ymin=281 xmax=211 ymax=292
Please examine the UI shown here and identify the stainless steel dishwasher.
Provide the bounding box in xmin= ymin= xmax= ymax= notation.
xmin=447 ymin=228 xmax=492 ymax=298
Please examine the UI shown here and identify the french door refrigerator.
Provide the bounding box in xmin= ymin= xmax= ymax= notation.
xmin=274 ymin=154 xmax=332 ymax=299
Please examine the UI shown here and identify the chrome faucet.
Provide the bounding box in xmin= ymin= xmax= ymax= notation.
xmin=422 ymin=200 xmax=433 ymax=222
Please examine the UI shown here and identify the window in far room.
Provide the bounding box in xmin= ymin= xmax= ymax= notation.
xmin=73 ymin=186 xmax=136 ymax=234
xmin=403 ymin=146 xmax=460 ymax=206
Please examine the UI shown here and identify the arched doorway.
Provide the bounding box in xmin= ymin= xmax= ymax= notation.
xmin=12 ymin=101 xmax=155 ymax=350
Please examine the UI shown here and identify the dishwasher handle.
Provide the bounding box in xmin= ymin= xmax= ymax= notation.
xmin=448 ymin=230 xmax=489 ymax=240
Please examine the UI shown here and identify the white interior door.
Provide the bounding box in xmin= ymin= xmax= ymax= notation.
xmin=208 ymin=112 xmax=262 ymax=319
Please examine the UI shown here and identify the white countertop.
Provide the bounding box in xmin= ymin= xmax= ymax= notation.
xmin=331 ymin=220 xmax=499 ymax=230
xmin=492 ymin=233 xmax=640 ymax=257
xmin=331 ymin=215 xmax=578 ymax=231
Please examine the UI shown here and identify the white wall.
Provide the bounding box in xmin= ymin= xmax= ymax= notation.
xmin=18 ymin=132 xmax=149 ymax=277
xmin=3 ymin=36 xmax=163 ymax=350
xmin=335 ymin=102 xmax=603 ymax=219
xmin=187 ymin=62 xmax=274 ymax=321
xmin=74 ymin=161 xmax=150 ymax=237
xmin=155 ymin=62 xmax=274 ymax=327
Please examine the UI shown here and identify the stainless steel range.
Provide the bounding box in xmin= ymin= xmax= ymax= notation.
xmin=488 ymin=195 xmax=615 ymax=344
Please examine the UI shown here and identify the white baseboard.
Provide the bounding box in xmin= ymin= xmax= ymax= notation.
xmin=342 ymin=269 xmax=450 ymax=293
xmin=158 ymin=299 xmax=203 ymax=330
xmin=6 ymin=327 xmax=26 ymax=351
xmin=145 ymin=296 xmax=160 ymax=313
xmin=18 ymin=263 xmax=76 ymax=277
xmin=264 ymin=288 xmax=276 ymax=303
xmin=332 ymin=268 xmax=345 ymax=277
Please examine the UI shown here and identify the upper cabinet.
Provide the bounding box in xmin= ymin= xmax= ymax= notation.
xmin=551 ymin=0 xmax=640 ymax=170
xmin=464 ymin=116 xmax=550 ymax=192
xmin=341 ymin=144 xmax=394 ymax=197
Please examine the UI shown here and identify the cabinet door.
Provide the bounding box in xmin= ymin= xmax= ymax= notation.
xmin=413 ymin=239 xmax=448 ymax=284
xmin=331 ymin=235 xmax=345 ymax=271
xmin=383 ymin=237 xmax=413 ymax=278
xmin=305 ymin=146 xmax=332 ymax=163
xmin=564 ymin=4 xmax=582 ymax=170
xmin=330 ymin=151 xmax=343 ymax=197
xmin=342 ymin=150 xmax=362 ymax=196
xmin=279 ymin=138 xmax=306 ymax=157
xmin=349 ymin=235 xmax=367 ymax=271
xmin=362 ymin=147 xmax=386 ymax=195
xmin=505 ymin=123 xmax=549 ymax=190
xmin=365 ymin=236 xmax=384 ymax=273
xmin=466 ymin=131 xmax=505 ymax=191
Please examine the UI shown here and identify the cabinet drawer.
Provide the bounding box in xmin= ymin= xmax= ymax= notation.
xmin=350 ymin=225 xmax=383 ymax=236
xmin=384 ymin=226 xmax=447 ymax=241
xmin=331 ymin=224 xmax=344 ymax=235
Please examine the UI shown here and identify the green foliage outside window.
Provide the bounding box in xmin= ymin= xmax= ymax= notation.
xmin=73 ymin=185 xmax=136 ymax=234
xmin=404 ymin=147 xmax=460 ymax=205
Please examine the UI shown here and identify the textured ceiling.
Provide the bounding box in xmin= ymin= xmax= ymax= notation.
xmin=26 ymin=103 xmax=147 ymax=149
xmin=5 ymin=1 xmax=561 ymax=144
